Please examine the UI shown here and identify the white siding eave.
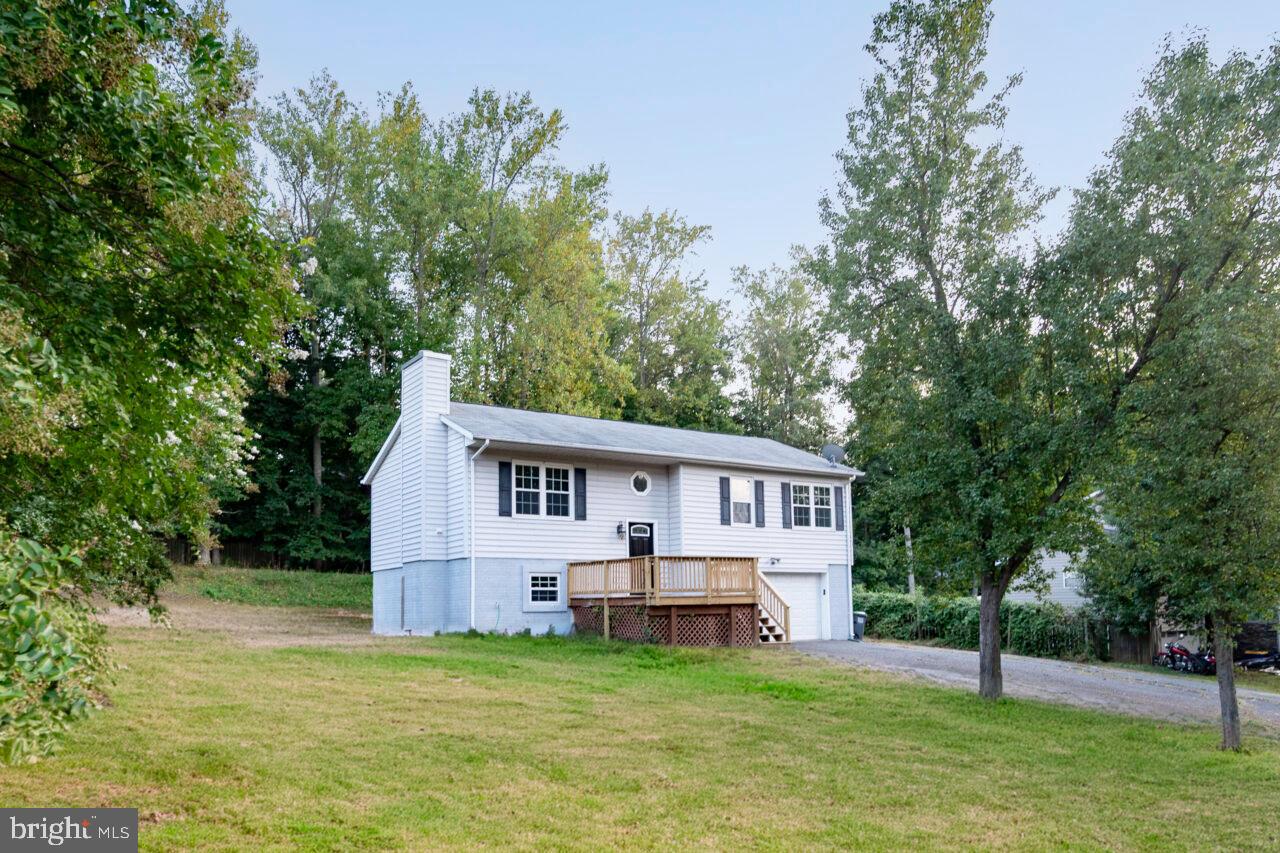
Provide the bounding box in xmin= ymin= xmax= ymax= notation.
xmin=469 ymin=438 xmax=860 ymax=479
xmin=361 ymin=418 xmax=401 ymax=486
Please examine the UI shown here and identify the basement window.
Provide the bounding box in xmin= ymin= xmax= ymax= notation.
xmin=530 ymin=574 xmax=560 ymax=603
xmin=523 ymin=568 xmax=566 ymax=613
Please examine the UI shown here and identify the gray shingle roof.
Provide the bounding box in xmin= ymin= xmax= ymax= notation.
xmin=443 ymin=402 xmax=859 ymax=476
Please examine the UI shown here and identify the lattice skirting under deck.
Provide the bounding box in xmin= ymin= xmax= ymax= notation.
xmin=570 ymin=602 xmax=757 ymax=647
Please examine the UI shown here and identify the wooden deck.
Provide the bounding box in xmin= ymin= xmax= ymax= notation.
xmin=567 ymin=556 xmax=791 ymax=644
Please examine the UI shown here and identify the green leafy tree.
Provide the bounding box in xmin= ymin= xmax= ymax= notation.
xmin=1072 ymin=38 xmax=1280 ymax=750
xmin=223 ymin=73 xmax=422 ymax=570
xmin=733 ymin=259 xmax=833 ymax=450
xmin=820 ymin=0 xmax=1073 ymax=699
xmin=606 ymin=210 xmax=736 ymax=430
xmin=0 ymin=1 xmax=294 ymax=758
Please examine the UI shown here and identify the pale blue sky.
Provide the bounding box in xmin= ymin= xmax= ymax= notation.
xmin=226 ymin=1 xmax=1280 ymax=302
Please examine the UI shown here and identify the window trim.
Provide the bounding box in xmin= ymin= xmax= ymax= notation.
xmin=790 ymin=482 xmax=837 ymax=530
xmin=523 ymin=567 xmax=566 ymax=612
xmin=630 ymin=470 xmax=652 ymax=497
xmin=812 ymin=484 xmax=834 ymax=529
xmin=511 ymin=460 xmax=574 ymax=521
xmin=730 ymin=476 xmax=754 ymax=527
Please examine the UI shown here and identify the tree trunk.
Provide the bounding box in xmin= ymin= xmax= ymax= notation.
xmin=310 ymin=331 xmax=323 ymax=572
xmin=1213 ymin=616 xmax=1241 ymax=751
xmin=978 ymin=573 xmax=1003 ymax=699
xmin=904 ymin=525 xmax=916 ymax=595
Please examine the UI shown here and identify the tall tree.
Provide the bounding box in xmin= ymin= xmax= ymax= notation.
xmin=606 ymin=210 xmax=736 ymax=430
xmin=821 ymin=0 xmax=1069 ymax=699
xmin=0 ymin=0 xmax=294 ymax=759
xmin=733 ymin=259 xmax=833 ymax=450
xmin=1071 ymin=38 xmax=1280 ymax=750
xmin=255 ymin=72 xmax=372 ymax=568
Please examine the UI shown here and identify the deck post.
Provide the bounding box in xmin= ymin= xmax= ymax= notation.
xmin=603 ymin=560 xmax=610 ymax=641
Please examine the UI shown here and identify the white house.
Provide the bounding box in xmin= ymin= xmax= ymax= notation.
xmin=361 ymin=351 xmax=861 ymax=643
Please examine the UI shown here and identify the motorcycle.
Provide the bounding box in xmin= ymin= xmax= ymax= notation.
xmin=1154 ymin=639 xmax=1216 ymax=675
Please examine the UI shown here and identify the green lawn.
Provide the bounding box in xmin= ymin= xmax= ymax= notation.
xmin=166 ymin=564 xmax=371 ymax=609
xmin=2 ymin=596 xmax=1279 ymax=851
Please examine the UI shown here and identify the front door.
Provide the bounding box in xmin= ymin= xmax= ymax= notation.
xmin=628 ymin=522 xmax=655 ymax=558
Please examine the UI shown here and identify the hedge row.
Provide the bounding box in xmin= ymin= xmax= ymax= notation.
xmin=851 ymin=590 xmax=1106 ymax=660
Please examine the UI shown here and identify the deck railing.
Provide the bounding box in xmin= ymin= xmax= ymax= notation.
xmin=567 ymin=555 xmax=758 ymax=601
xmin=756 ymin=573 xmax=791 ymax=643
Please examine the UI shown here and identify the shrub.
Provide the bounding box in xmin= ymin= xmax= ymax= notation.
xmin=0 ymin=534 xmax=106 ymax=764
xmin=852 ymin=590 xmax=1106 ymax=660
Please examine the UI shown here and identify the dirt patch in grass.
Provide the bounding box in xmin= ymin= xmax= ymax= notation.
xmin=99 ymin=594 xmax=374 ymax=649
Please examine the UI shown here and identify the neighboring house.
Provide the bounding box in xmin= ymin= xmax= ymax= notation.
xmin=1005 ymin=550 xmax=1090 ymax=609
xmin=362 ymin=351 xmax=861 ymax=644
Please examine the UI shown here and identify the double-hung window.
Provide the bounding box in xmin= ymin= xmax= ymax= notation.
xmin=545 ymin=466 xmax=570 ymax=517
xmin=731 ymin=477 xmax=754 ymax=525
xmin=791 ymin=484 xmax=812 ymax=527
xmin=514 ymin=462 xmax=572 ymax=519
xmin=813 ymin=485 xmax=833 ymax=528
xmin=515 ymin=464 xmax=541 ymax=516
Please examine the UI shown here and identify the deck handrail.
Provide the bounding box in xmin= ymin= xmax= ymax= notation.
xmin=757 ymin=573 xmax=791 ymax=643
xmin=567 ymin=556 xmax=758 ymax=601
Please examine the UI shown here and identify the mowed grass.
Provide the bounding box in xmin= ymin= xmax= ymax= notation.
xmin=1 ymin=609 xmax=1279 ymax=850
xmin=167 ymin=564 xmax=371 ymax=609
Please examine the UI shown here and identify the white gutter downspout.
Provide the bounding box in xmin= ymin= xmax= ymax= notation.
xmin=468 ymin=438 xmax=491 ymax=630
xmin=846 ymin=475 xmax=855 ymax=640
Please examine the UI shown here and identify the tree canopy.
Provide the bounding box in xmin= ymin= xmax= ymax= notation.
xmin=0 ymin=0 xmax=295 ymax=760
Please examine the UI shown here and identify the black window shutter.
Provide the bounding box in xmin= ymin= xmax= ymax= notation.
xmin=754 ymin=479 xmax=765 ymax=527
xmin=574 ymin=467 xmax=587 ymax=520
xmin=498 ymin=461 xmax=512 ymax=516
xmin=835 ymin=485 xmax=846 ymax=531
xmin=780 ymin=482 xmax=792 ymax=529
xmin=718 ymin=477 xmax=731 ymax=525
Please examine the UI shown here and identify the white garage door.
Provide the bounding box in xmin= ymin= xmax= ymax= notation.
xmin=765 ymin=571 xmax=826 ymax=641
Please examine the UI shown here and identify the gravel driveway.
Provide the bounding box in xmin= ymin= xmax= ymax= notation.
xmin=799 ymin=639 xmax=1280 ymax=731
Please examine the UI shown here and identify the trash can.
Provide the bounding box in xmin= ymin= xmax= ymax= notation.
xmin=852 ymin=611 xmax=866 ymax=641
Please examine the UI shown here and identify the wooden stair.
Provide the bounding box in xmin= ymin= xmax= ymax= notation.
xmin=758 ymin=610 xmax=789 ymax=645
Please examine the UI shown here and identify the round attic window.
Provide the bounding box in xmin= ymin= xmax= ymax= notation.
xmin=630 ymin=471 xmax=652 ymax=496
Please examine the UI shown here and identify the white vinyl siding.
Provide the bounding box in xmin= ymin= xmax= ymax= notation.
xmin=677 ymin=465 xmax=848 ymax=572
xmin=668 ymin=465 xmax=685 ymax=555
xmin=370 ymin=429 xmax=403 ymax=571
xmin=474 ymin=458 xmax=672 ymax=559
xmin=398 ymin=362 xmax=424 ymax=564
xmin=445 ymin=429 xmax=469 ymax=559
